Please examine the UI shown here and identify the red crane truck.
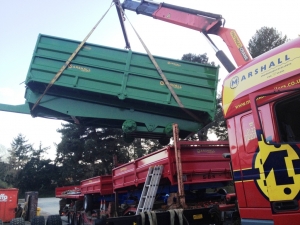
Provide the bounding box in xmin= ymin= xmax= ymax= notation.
xmin=54 ymin=1 xmax=300 ymax=225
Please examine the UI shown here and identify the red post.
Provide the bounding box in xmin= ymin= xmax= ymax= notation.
xmin=172 ymin=124 xmax=186 ymax=208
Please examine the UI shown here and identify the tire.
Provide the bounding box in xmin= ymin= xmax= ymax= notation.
xmin=31 ymin=216 xmax=45 ymax=225
xmin=10 ymin=218 xmax=25 ymax=225
xmin=84 ymin=195 xmax=93 ymax=213
xmin=46 ymin=215 xmax=62 ymax=225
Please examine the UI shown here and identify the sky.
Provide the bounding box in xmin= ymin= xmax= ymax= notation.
xmin=0 ymin=0 xmax=299 ymax=159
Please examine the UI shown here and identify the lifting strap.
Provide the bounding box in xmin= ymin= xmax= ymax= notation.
xmin=31 ymin=2 xmax=115 ymax=112
xmin=146 ymin=211 xmax=157 ymax=225
xmin=116 ymin=4 xmax=203 ymax=124
xmin=174 ymin=209 xmax=184 ymax=225
xmin=169 ymin=210 xmax=175 ymax=225
xmin=168 ymin=209 xmax=184 ymax=225
xmin=140 ymin=212 xmax=146 ymax=225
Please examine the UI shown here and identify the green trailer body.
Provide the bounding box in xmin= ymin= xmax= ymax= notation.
xmin=0 ymin=34 xmax=220 ymax=140
xmin=26 ymin=34 xmax=219 ymax=120
xmin=0 ymin=88 xmax=202 ymax=141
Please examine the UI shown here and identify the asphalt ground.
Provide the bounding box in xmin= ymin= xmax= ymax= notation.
xmin=15 ymin=197 xmax=68 ymax=225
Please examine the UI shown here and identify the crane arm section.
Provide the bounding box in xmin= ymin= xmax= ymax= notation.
xmin=122 ymin=0 xmax=251 ymax=69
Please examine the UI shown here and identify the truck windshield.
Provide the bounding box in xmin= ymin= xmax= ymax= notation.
xmin=275 ymin=93 xmax=300 ymax=142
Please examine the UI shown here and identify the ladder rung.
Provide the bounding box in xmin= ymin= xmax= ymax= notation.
xmin=136 ymin=165 xmax=163 ymax=215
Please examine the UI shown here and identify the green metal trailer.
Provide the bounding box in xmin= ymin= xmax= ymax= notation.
xmin=0 ymin=34 xmax=219 ymax=141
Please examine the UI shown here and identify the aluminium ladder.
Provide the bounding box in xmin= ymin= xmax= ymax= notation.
xmin=136 ymin=165 xmax=164 ymax=215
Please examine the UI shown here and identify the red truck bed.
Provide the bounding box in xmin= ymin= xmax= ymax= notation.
xmin=81 ymin=175 xmax=113 ymax=195
xmin=112 ymin=141 xmax=231 ymax=191
xmin=56 ymin=176 xmax=114 ymax=199
xmin=55 ymin=185 xmax=83 ymax=199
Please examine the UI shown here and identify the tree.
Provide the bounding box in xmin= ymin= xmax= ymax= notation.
xmin=248 ymin=26 xmax=289 ymax=58
xmin=55 ymin=123 xmax=165 ymax=186
xmin=9 ymin=134 xmax=33 ymax=170
xmin=129 ymin=138 xmax=163 ymax=159
xmin=181 ymin=53 xmax=226 ymax=140
xmin=208 ymin=95 xmax=228 ymax=140
xmin=55 ymin=124 xmax=134 ymax=185
xmin=181 ymin=53 xmax=215 ymax=66
xmin=0 ymin=159 xmax=10 ymax=188
xmin=4 ymin=135 xmax=58 ymax=195
xmin=17 ymin=152 xmax=58 ymax=196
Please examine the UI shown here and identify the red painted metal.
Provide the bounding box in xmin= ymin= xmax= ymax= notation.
xmin=113 ymin=141 xmax=231 ymax=191
xmin=239 ymin=207 xmax=273 ymax=220
xmin=216 ymin=27 xmax=251 ymax=67
xmin=153 ymin=6 xmax=219 ymax=32
xmin=272 ymin=213 xmax=300 ymax=225
xmin=152 ymin=6 xmax=250 ymax=67
xmin=55 ymin=186 xmax=83 ymax=199
xmin=218 ymin=204 xmax=236 ymax=211
xmin=223 ymin=38 xmax=300 ymax=119
xmin=0 ymin=188 xmax=18 ymax=222
xmin=81 ymin=175 xmax=113 ymax=195
xmin=173 ymin=123 xmax=186 ymax=208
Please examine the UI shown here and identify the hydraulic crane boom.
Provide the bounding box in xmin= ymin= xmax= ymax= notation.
xmin=120 ymin=0 xmax=252 ymax=72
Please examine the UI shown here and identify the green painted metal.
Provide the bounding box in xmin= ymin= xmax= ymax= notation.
xmin=0 ymin=34 xmax=221 ymax=140
xmin=0 ymin=103 xmax=30 ymax=114
xmin=164 ymin=123 xmax=175 ymax=137
xmin=25 ymin=34 xmax=219 ymax=124
xmin=24 ymin=88 xmax=201 ymax=139
xmin=122 ymin=120 xmax=137 ymax=133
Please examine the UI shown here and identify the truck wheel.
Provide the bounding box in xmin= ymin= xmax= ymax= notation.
xmin=209 ymin=206 xmax=222 ymax=225
xmin=46 ymin=215 xmax=62 ymax=225
xmin=31 ymin=216 xmax=45 ymax=225
xmin=10 ymin=218 xmax=25 ymax=225
xmin=84 ymin=195 xmax=93 ymax=212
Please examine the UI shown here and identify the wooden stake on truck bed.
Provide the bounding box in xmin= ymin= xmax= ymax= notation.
xmin=173 ymin=123 xmax=186 ymax=208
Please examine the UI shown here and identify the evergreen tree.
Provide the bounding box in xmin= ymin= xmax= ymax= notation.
xmin=55 ymin=124 xmax=134 ymax=185
xmin=181 ymin=53 xmax=226 ymax=140
xmin=248 ymin=26 xmax=289 ymax=58
xmin=0 ymin=158 xmax=10 ymax=188
xmin=14 ymin=140 xmax=58 ymax=195
xmin=9 ymin=134 xmax=33 ymax=170
xmin=208 ymin=95 xmax=228 ymax=140
xmin=182 ymin=53 xmax=215 ymax=66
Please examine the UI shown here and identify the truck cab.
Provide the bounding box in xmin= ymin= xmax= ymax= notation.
xmin=223 ymin=37 xmax=300 ymax=224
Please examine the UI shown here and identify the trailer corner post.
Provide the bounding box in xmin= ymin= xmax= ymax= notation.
xmin=172 ymin=124 xmax=186 ymax=208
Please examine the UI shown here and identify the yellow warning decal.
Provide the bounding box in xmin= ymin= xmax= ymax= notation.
xmin=254 ymin=134 xmax=300 ymax=201
xmin=193 ymin=214 xmax=203 ymax=220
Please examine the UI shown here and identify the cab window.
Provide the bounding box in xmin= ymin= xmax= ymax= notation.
xmin=275 ymin=94 xmax=300 ymax=142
